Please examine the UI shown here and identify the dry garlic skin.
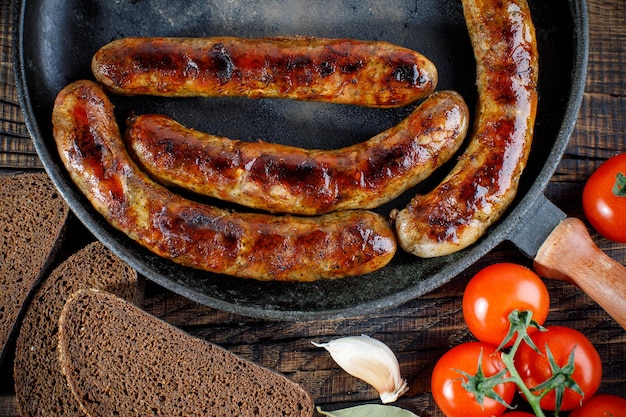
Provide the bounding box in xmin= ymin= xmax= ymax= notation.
xmin=313 ymin=334 xmax=408 ymax=403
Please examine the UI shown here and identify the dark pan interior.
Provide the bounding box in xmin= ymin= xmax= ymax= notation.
xmin=14 ymin=0 xmax=587 ymax=320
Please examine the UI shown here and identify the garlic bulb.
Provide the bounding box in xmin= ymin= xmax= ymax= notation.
xmin=312 ymin=334 xmax=409 ymax=403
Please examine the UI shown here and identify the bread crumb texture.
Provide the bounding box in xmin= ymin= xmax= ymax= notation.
xmin=14 ymin=241 xmax=139 ymax=417
xmin=58 ymin=289 xmax=314 ymax=417
xmin=1 ymin=173 xmax=68 ymax=364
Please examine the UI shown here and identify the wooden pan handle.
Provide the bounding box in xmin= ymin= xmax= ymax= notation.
xmin=533 ymin=217 xmax=626 ymax=330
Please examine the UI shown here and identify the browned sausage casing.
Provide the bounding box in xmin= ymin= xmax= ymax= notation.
xmin=125 ymin=90 xmax=469 ymax=216
xmin=393 ymin=0 xmax=539 ymax=257
xmin=52 ymin=80 xmax=397 ymax=282
xmin=92 ymin=36 xmax=437 ymax=108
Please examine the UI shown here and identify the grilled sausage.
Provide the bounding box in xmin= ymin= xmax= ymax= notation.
xmin=393 ymin=0 xmax=539 ymax=257
xmin=125 ymin=90 xmax=469 ymax=215
xmin=52 ymin=80 xmax=397 ymax=281
xmin=91 ymin=36 xmax=437 ymax=108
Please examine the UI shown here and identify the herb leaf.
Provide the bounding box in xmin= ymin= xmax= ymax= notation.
xmin=316 ymin=404 xmax=421 ymax=417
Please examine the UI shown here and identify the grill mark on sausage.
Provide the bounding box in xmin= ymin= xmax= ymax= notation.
xmin=92 ymin=37 xmax=438 ymax=108
xmin=125 ymin=90 xmax=469 ymax=215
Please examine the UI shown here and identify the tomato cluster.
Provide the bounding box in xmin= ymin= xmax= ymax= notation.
xmin=431 ymin=263 xmax=624 ymax=417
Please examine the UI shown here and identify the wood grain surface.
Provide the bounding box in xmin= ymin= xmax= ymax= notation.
xmin=1 ymin=0 xmax=624 ymax=416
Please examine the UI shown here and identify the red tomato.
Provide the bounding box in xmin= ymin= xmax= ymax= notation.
xmin=462 ymin=263 xmax=550 ymax=347
xmin=514 ymin=326 xmax=602 ymax=411
xmin=568 ymin=394 xmax=626 ymax=417
xmin=431 ymin=342 xmax=516 ymax=417
xmin=582 ymin=152 xmax=626 ymax=243
xmin=500 ymin=413 xmax=535 ymax=417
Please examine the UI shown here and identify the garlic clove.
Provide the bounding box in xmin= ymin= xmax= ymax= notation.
xmin=312 ymin=334 xmax=409 ymax=404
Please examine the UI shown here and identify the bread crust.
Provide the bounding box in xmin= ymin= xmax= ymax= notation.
xmin=13 ymin=241 xmax=139 ymax=417
xmin=0 ymin=173 xmax=69 ymax=367
xmin=57 ymin=289 xmax=314 ymax=417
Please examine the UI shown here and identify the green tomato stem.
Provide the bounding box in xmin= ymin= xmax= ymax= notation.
xmin=459 ymin=309 xmax=576 ymax=417
xmin=613 ymin=172 xmax=626 ymax=196
xmin=500 ymin=346 xmax=546 ymax=417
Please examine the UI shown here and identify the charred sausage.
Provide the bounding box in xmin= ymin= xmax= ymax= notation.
xmin=125 ymin=90 xmax=469 ymax=215
xmin=393 ymin=0 xmax=539 ymax=257
xmin=92 ymin=36 xmax=437 ymax=108
xmin=52 ymin=80 xmax=397 ymax=281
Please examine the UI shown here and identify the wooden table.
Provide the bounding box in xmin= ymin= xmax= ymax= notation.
xmin=1 ymin=1 xmax=624 ymax=415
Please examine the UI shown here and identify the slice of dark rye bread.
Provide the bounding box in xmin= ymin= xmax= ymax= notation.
xmin=13 ymin=241 xmax=142 ymax=417
xmin=57 ymin=289 xmax=315 ymax=417
xmin=0 ymin=172 xmax=69 ymax=367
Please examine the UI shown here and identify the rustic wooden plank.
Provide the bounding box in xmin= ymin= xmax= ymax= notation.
xmin=0 ymin=98 xmax=29 ymax=141
xmin=566 ymin=93 xmax=626 ymax=161
xmin=0 ymin=0 xmax=41 ymax=170
xmin=0 ymin=135 xmax=35 ymax=154
xmin=551 ymin=0 xmax=626 ymax=188
xmin=0 ymin=396 xmax=18 ymax=417
xmin=585 ymin=0 xmax=626 ymax=95
xmin=0 ymin=152 xmax=41 ymax=168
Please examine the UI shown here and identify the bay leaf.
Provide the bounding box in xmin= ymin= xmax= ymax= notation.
xmin=316 ymin=404 xmax=420 ymax=417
